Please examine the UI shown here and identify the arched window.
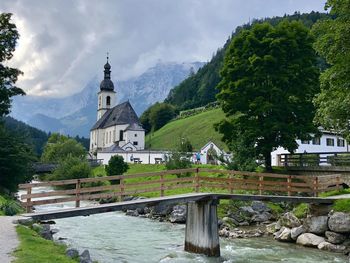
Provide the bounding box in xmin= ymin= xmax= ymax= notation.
xmin=106 ymin=96 xmax=111 ymax=106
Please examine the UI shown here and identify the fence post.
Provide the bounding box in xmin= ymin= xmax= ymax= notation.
xmin=120 ymin=177 xmax=124 ymax=201
xmin=229 ymin=173 xmax=233 ymax=194
xmin=299 ymin=155 xmax=303 ymax=167
xmin=75 ymin=179 xmax=81 ymax=208
xmin=26 ymin=187 xmax=32 ymax=213
xmin=287 ymin=175 xmax=292 ymax=196
xmin=259 ymin=175 xmax=263 ymax=195
xmin=195 ymin=168 xmax=200 ymax=193
xmin=313 ymin=177 xmax=319 ymax=197
xmin=336 ymin=176 xmax=340 ymax=190
xmin=160 ymin=174 xmax=165 ymax=197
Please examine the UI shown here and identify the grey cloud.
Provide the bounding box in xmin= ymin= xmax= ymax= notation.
xmin=0 ymin=0 xmax=325 ymax=98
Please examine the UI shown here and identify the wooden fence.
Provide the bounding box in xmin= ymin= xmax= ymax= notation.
xmin=19 ymin=168 xmax=344 ymax=213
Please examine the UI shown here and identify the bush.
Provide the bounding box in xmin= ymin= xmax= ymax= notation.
xmin=293 ymin=203 xmax=309 ymax=219
xmin=165 ymin=152 xmax=192 ymax=178
xmin=105 ymin=155 xmax=129 ymax=184
xmin=51 ymin=156 xmax=91 ymax=182
xmin=1 ymin=200 xmax=23 ymax=216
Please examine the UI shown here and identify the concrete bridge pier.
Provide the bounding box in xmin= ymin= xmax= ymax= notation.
xmin=184 ymin=199 xmax=220 ymax=257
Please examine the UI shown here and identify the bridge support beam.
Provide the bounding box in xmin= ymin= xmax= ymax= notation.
xmin=184 ymin=199 xmax=220 ymax=257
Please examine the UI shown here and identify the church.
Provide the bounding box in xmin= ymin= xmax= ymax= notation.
xmin=90 ymin=58 xmax=145 ymax=154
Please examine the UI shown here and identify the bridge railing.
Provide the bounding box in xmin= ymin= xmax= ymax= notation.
xmin=18 ymin=168 xmax=344 ymax=212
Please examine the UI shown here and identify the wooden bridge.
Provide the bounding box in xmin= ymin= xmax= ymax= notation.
xmin=19 ymin=168 xmax=348 ymax=257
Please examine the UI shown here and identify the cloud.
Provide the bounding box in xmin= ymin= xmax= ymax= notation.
xmin=0 ymin=0 xmax=325 ymax=97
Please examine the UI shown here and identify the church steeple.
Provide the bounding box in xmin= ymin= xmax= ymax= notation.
xmin=100 ymin=54 xmax=114 ymax=91
xmin=97 ymin=54 xmax=116 ymax=120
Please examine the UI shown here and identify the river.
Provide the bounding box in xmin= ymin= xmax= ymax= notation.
xmin=23 ymin=186 xmax=348 ymax=263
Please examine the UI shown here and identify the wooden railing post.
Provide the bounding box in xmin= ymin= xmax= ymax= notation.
xmin=258 ymin=175 xmax=263 ymax=195
xmin=229 ymin=173 xmax=233 ymax=194
xmin=195 ymin=168 xmax=200 ymax=193
xmin=336 ymin=176 xmax=340 ymax=190
xmin=75 ymin=179 xmax=81 ymax=208
xmin=26 ymin=187 xmax=32 ymax=213
xmin=287 ymin=175 xmax=292 ymax=196
xmin=120 ymin=177 xmax=124 ymax=201
xmin=160 ymin=174 xmax=165 ymax=197
xmin=313 ymin=177 xmax=319 ymax=197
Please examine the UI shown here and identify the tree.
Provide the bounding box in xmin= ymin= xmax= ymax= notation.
xmin=105 ymin=155 xmax=129 ymax=184
xmin=312 ymin=0 xmax=350 ymax=139
xmin=0 ymin=13 xmax=25 ymax=117
xmin=41 ymin=133 xmax=86 ymax=163
xmin=178 ymin=137 xmax=193 ymax=153
xmin=216 ymin=20 xmax=319 ymax=171
xmin=141 ymin=102 xmax=176 ymax=133
xmin=51 ymin=156 xmax=91 ymax=182
xmin=0 ymin=125 xmax=35 ymax=192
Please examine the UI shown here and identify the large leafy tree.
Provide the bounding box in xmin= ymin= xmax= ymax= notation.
xmin=312 ymin=0 xmax=350 ymax=139
xmin=0 ymin=13 xmax=25 ymax=117
xmin=216 ymin=20 xmax=319 ymax=171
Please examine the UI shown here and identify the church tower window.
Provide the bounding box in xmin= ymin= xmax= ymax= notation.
xmin=106 ymin=96 xmax=111 ymax=106
xmin=119 ymin=130 xmax=124 ymax=141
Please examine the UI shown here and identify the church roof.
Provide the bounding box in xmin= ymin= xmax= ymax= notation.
xmin=99 ymin=143 xmax=125 ymax=153
xmin=91 ymin=101 xmax=144 ymax=130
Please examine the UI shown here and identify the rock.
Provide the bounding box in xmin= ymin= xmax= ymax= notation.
xmin=228 ymin=213 xmax=245 ymax=223
xmin=304 ymin=216 xmax=328 ymax=235
xmin=317 ymin=241 xmax=346 ymax=253
xmin=296 ymin=233 xmax=325 ymax=247
xmin=240 ymin=206 xmax=256 ymax=217
xmin=153 ymin=204 xmax=173 ymax=216
xmin=239 ymin=221 xmax=249 ymax=226
xmin=328 ymin=212 xmax=350 ymax=233
xmin=31 ymin=223 xmax=43 ymax=233
xmin=17 ymin=218 xmax=34 ymax=226
xmin=135 ymin=207 xmax=144 ymax=215
xmin=275 ymin=220 xmax=282 ymax=231
xmin=274 ymin=227 xmax=292 ymax=242
xmin=280 ymin=212 xmax=301 ymax=228
xmin=251 ymin=201 xmax=271 ymax=213
xmin=266 ymin=222 xmax=278 ymax=234
xmin=222 ymin=217 xmax=237 ymax=227
xmin=169 ymin=205 xmax=186 ymax=223
xmin=291 ymin=225 xmax=306 ymax=240
xmin=51 ymin=228 xmax=59 ymax=235
xmin=66 ymin=248 xmax=79 ymax=258
xmin=219 ymin=227 xmax=230 ymax=238
xmin=144 ymin=207 xmax=151 ymax=214
xmin=251 ymin=211 xmax=273 ymax=223
xmin=80 ymin=249 xmax=92 ymax=263
xmin=39 ymin=224 xmax=53 ymax=240
xmin=325 ymin=231 xmax=347 ymax=244
xmin=125 ymin=209 xmax=139 ymax=217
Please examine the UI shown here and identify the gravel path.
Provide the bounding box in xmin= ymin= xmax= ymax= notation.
xmin=0 ymin=216 xmax=21 ymax=263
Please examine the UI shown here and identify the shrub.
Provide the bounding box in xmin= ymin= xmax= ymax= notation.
xmin=105 ymin=155 xmax=129 ymax=184
xmin=51 ymin=156 xmax=91 ymax=182
xmin=293 ymin=203 xmax=309 ymax=219
xmin=1 ymin=200 xmax=23 ymax=216
xmin=165 ymin=152 xmax=192 ymax=178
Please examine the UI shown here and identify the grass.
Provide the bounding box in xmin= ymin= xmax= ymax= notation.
xmin=332 ymin=199 xmax=350 ymax=212
xmin=319 ymin=188 xmax=350 ymax=197
xmin=0 ymin=194 xmax=7 ymax=215
xmin=14 ymin=225 xmax=78 ymax=263
xmin=146 ymin=108 xmax=228 ymax=151
xmin=293 ymin=203 xmax=309 ymax=219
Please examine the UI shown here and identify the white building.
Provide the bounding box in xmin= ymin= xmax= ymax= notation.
xmin=90 ymin=58 xmax=145 ymax=154
xmin=271 ymin=131 xmax=349 ymax=166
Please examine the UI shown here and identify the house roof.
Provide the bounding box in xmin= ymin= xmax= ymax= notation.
xmin=91 ymin=101 xmax=144 ymax=130
xmin=99 ymin=144 xmax=125 ymax=153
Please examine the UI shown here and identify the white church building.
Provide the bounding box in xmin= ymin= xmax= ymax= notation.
xmin=90 ymin=58 xmax=145 ymax=154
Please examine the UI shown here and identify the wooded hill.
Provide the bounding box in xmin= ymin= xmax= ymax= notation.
xmin=164 ymin=11 xmax=329 ymax=111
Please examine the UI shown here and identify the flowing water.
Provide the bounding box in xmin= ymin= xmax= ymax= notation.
xmin=22 ymin=185 xmax=349 ymax=263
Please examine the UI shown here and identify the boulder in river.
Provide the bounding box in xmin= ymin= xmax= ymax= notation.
xmin=325 ymin=231 xmax=347 ymax=245
xmin=291 ymin=225 xmax=306 ymax=240
xmin=280 ymin=212 xmax=301 ymax=228
xmin=304 ymin=216 xmax=328 ymax=235
xmin=296 ymin=233 xmax=325 ymax=247
xmin=66 ymin=248 xmax=79 ymax=258
xmin=317 ymin=241 xmax=346 ymax=253
xmin=169 ymin=205 xmax=186 ymax=223
xmin=251 ymin=201 xmax=271 ymax=213
xmin=274 ymin=227 xmax=292 ymax=242
xmin=328 ymin=212 xmax=350 ymax=233
xmin=251 ymin=211 xmax=273 ymax=223
xmin=80 ymin=249 xmax=92 ymax=263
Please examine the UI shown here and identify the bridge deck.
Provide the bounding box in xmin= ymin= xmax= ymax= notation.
xmin=23 ymin=193 xmax=342 ymax=221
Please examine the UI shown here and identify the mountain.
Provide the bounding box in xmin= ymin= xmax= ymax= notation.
xmin=11 ymin=61 xmax=204 ymax=137
xmin=165 ymin=11 xmax=329 ymax=111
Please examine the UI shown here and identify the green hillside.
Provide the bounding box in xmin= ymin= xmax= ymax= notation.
xmin=146 ymin=108 xmax=228 ymax=151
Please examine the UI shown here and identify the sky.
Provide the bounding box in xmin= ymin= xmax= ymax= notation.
xmin=0 ymin=0 xmax=326 ymax=98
